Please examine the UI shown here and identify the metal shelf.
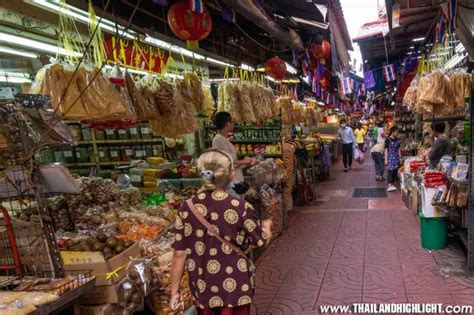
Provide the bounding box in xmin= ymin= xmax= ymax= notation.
xmin=422 ymin=115 xmax=465 ymax=122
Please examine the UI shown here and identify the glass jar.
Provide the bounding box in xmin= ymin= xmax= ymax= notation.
xmin=69 ymin=125 xmax=82 ymax=142
xmin=144 ymin=145 xmax=153 ymax=158
xmin=121 ymin=146 xmax=134 ymax=161
xmin=140 ymin=122 xmax=151 ymax=139
xmin=129 ymin=126 xmax=140 ymax=139
xmin=105 ymin=129 xmax=117 ymax=140
xmin=81 ymin=126 xmax=92 ymax=142
xmin=63 ymin=148 xmax=76 ymax=163
xmin=98 ymin=146 xmax=111 ymax=162
xmin=110 ymin=146 xmax=121 ymax=162
xmin=134 ymin=146 xmax=143 ymax=160
xmin=152 ymin=145 xmax=162 ymax=157
xmin=95 ymin=129 xmax=106 ymax=141
xmin=117 ymin=129 xmax=128 ymax=140
xmin=75 ymin=147 xmax=89 ymax=163
xmin=54 ymin=150 xmax=65 ymax=163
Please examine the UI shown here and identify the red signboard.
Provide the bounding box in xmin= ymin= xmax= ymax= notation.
xmin=103 ymin=34 xmax=169 ymax=74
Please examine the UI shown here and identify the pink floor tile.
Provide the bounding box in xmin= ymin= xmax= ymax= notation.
xmin=254 ymin=159 xmax=473 ymax=312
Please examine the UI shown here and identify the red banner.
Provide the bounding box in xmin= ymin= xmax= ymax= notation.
xmin=103 ymin=34 xmax=169 ymax=74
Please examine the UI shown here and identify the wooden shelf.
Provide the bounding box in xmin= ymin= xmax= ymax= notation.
xmin=75 ymin=138 xmax=164 ymax=145
xmin=204 ymin=125 xmax=281 ymax=130
xmin=65 ymin=161 xmax=133 ymax=168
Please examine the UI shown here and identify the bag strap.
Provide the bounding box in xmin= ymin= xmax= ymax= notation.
xmin=186 ymin=199 xmax=249 ymax=260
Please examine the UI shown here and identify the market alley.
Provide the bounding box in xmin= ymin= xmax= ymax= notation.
xmin=252 ymin=160 xmax=474 ymax=314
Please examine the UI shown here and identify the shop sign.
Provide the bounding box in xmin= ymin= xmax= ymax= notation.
xmin=103 ymin=34 xmax=169 ymax=74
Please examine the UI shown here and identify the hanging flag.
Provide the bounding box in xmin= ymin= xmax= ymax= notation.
xmin=364 ymin=70 xmax=376 ymax=89
xmin=383 ymin=64 xmax=397 ymax=82
xmin=360 ymin=83 xmax=366 ymax=96
xmin=189 ymin=0 xmax=204 ymax=13
xmin=153 ymin=0 xmax=168 ymax=5
xmin=339 ymin=77 xmax=353 ymax=95
xmin=447 ymin=0 xmax=459 ymax=33
xmin=301 ymin=49 xmax=311 ymax=75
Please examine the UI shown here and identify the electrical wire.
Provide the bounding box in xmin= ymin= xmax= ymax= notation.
xmin=233 ymin=21 xmax=291 ymax=54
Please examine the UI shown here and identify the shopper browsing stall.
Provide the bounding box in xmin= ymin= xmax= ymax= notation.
xmin=374 ymin=121 xmax=385 ymax=145
xmin=385 ymin=126 xmax=401 ymax=192
xmin=354 ymin=123 xmax=366 ymax=151
xmin=371 ymin=140 xmax=385 ymax=181
xmin=170 ymin=150 xmax=272 ymax=314
xmin=428 ymin=121 xmax=452 ymax=169
xmin=337 ymin=119 xmax=357 ymax=172
xmin=212 ymin=112 xmax=257 ymax=189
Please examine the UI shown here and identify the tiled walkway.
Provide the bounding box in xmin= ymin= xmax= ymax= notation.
xmin=253 ymin=158 xmax=474 ymax=314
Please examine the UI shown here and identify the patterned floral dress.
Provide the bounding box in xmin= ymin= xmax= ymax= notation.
xmin=172 ymin=190 xmax=267 ymax=310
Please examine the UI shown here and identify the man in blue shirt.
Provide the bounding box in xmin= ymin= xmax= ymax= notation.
xmin=337 ymin=119 xmax=357 ymax=172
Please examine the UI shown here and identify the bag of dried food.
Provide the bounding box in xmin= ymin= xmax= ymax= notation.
xmin=450 ymin=70 xmax=472 ymax=111
xmin=30 ymin=63 xmax=135 ymax=121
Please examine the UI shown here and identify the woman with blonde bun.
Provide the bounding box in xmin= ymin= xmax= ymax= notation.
xmin=170 ymin=150 xmax=272 ymax=315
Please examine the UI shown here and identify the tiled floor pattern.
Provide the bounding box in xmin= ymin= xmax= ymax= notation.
xmin=253 ymin=159 xmax=474 ymax=314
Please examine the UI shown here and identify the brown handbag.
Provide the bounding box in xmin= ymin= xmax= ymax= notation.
xmin=185 ymin=199 xmax=257 ymax=281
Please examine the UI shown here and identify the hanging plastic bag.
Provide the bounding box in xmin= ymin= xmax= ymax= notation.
xmin=355 ymin=148 xmax=365 ymax=164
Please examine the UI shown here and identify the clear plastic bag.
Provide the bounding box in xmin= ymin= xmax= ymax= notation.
xmin=117 ymin=277 xmax=144 ymax=314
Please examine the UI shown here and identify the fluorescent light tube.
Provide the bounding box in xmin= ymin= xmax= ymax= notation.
xmin=0 ymin=46 xmax=38 ymax=58
xmin=412 ymin=37 xmax=424 ymax=42
xmin=265 ymin=75 xmax=276 ymax=82
xmin=209 ymin=78 xmax=240 ymax=82
xmin=0 ymin=32 xmax=81 ymax=57
xmin=29 ymin=0 xmax=135 ymax=39
xmin=285 ymin=62 xmax=298 ymax=74
xmin=0 ymin=75 xmax=32 ymax=84
xmin=241 ymin=63 xmax=255 ymax=71
xmin=206 ymin=57 xmax=234 ymax=68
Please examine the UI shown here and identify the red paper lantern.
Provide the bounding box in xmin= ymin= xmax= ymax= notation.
xmin=265 ymin=57 xmax=286 ymax=80
xmin=167 ymin=2 xmax=212 ymax=50
xmin=311 ymin=40 xmax=331 ymax=59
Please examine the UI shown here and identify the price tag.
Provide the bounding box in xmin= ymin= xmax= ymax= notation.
xmin=99 ymin=151 xmax=105 ymax=158
xmin=126 ymin=149 xmax=133 ymax=156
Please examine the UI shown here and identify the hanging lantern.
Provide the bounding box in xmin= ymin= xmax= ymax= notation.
xmin=265 ymin=56 xmax=286 ymax=80
xmin=167 ymin=2 xmax=212 ymax=50
xmin=311 ymin=40 xmax=331 ymax=59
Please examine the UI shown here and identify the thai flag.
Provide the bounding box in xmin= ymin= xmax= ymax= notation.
xmin=189 ymin=0 xmax=204 ymax=13
xmin=447 ymin=0 xmax=459 ymax=33
xmin=325 ymin=92 xmax=332 ymax=105
xmin=301 ymin=49 xmax=311 ymax=75
xmin=339 ymin=77 xmax=353 ymax=95
xmin=383 ymin=64 xmax=397 ymax=82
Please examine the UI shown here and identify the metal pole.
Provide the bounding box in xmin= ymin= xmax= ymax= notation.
xmin=383 ymin=35 xmax=389 ymax=65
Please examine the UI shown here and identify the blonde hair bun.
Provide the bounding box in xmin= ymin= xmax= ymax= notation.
xmin=197 ymin=150 xmax=234 ymax=191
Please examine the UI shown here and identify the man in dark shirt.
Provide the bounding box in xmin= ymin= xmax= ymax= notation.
xmin=429 ymin=121 xmax=451 ymax=169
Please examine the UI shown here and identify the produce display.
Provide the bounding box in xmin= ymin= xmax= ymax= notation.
xmin=0 ymin=291 xmax=58 ymax=315
xmin=141 ymin=232 xmax=193 ymax=314
xmin=218 ymin=81 xmax=276 ymax=123
xmin=282 ymin=142 xmax=296 ymax=210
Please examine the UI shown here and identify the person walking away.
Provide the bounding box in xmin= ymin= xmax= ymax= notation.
xmin=429 ymin=121 xmax=451 ymax=169
xmin=373 ymin=123 xmax=379 ymax=145
xmin=354 ymin=123 xmax=366 ymax=152
xmin=170 ymin=150 xmax=273 ymax=315
xmin=212 ymin=112 xmax=257 ymax=193
xmin=385 ymin=126 xmax=401 ymax=192
xmin=338 ymin=119 xmax=356 ymax=172
xmin=371 ymin=140 xmax=385 ymax=181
